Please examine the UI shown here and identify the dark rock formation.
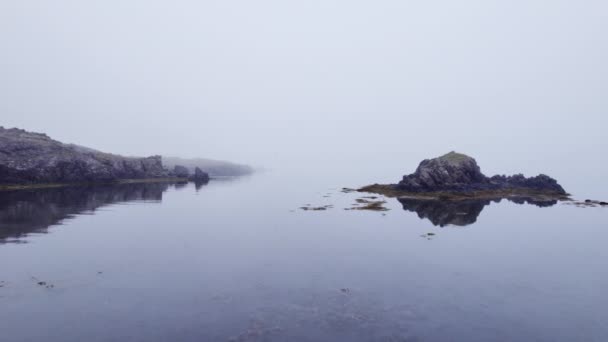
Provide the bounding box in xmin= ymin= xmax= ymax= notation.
xmin=398 ymin=196 xmax=558 ymax=227
xmin=172 ymin=165 xmax=190 ymax=178
xmin=399 ymin=152 xmax=486 ymax=192
xmin=0 ymin=127 xmax=171 ymax=185
xmin=394 ymin=152 xmax=567 ymax=195
xmin=190 ymin=167 xmax=210 ymax=183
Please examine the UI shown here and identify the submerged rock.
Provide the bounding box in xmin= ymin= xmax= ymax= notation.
xmin=362 ymin=151 xmax=567 ymax=198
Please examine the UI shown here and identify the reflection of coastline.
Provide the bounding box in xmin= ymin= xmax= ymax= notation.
xmin=398 ymin=196 xmax=557 ymax=227
xmin=0 ymin=182 xmax=179 ymax=244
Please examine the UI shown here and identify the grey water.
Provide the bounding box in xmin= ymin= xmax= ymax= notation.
xmin=1 ymin=171 xmax=607 ymax=342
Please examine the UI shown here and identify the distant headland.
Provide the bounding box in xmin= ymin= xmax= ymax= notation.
xmin=0 ymin=127 xmax=253 ymax=190
xmin=359 ymin=152 xmax=569 ymax=201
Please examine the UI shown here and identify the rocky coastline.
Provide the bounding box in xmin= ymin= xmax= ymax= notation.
xmin=0 ymin=127 xmax=214 ymax=190
xmin=359 ymin=152 xmax=570 ymax=201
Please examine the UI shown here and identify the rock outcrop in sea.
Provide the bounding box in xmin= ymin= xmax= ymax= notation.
xmin=360 ymin=152 xmax=567 ymax=199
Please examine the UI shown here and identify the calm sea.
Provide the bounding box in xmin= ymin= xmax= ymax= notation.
xmin=0 ymin=171 xmax=606 ymax=342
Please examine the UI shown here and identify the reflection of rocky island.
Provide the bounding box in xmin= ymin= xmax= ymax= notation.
xmin=398 ymin=196 xmax=557 ymax=227
xmin=357 ymin=152 xmax=568 ymax=226
xmin=0 ymin=182 xmax=177 ymax=244
xmin=360 ymin=152 xmax=569 ymax=200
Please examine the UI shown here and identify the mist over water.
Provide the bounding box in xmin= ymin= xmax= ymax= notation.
xmin=1 ymin=1 xmax=607 ymax=199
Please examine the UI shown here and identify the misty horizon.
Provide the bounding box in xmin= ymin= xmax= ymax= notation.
xmin=1 ymin=2 xmax=606 ymax=183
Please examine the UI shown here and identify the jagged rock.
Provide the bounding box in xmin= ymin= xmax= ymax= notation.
xmin=362 ymin=151 xmax=567 ymax=198
xmin=398 ymin=152 xmax=487 ymax=192
xmin=489 ymin=173 xmax=565 ymax=194
xmin=0 ymin=127 xmax=170 ymax=184
xmin=190 ymin=167 xmax=210 ymax=183
xmin=172 ymin=165 xmax=190 ymax=178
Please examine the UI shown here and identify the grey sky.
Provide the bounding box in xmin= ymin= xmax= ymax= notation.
xmin=1 ymin=1 xmax=606 ymax=194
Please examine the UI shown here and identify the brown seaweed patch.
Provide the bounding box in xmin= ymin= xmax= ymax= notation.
xmin=300 ymin=205 xmax=334 ymax=211
xmin=346 ymin=198 xmax=390 ymax=211
xmin=358 ymin=183 xmax=570 ymax=201
xmin=341 ymin=188 xmax=357 ymax=193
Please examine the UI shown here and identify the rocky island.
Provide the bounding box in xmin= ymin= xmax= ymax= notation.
xmin=360 ymin=152 xmax=569 ymax=200
xmin=0 ymin=127 xmax=222 ymax=189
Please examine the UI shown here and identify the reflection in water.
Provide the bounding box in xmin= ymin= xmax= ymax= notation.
xmin=174 ymin=181 xmax=189 ymax=190
xmin=0 ymin=182 xmax=177 ymax=244
xmin=194 ymin=180 xmax=209 ymax=191
xmin=171 ymin=180 xmax=209 ymax=192
xmin=397 ymin=196 xmax=558 ymax=227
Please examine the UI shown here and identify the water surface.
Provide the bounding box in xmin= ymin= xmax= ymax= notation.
xmin=0 ymin=172 xmax=606 ymax=342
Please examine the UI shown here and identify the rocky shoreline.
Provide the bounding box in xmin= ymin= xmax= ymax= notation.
xmin=0 ymin=127 xmax=218 ymax=188
xmin=359 ymin=152 xmax=569 ymax=201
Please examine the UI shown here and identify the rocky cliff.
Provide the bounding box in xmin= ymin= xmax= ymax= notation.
xmin=0 ymin=127 xmax=170 ymax=184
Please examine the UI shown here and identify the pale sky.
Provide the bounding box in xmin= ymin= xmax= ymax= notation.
xmin=1 ymin=1 xmax=607 ymax=195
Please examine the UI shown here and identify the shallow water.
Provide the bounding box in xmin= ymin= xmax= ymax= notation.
xmin=0 ymin=172 xmax=607 ymax=342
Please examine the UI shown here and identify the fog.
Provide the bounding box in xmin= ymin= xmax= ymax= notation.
xmin=1 ymin=1 xmax=607 ymax=196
